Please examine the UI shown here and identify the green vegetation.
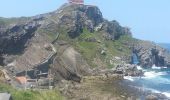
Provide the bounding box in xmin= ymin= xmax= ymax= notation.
xmin=0 ymin=83 xmax=64 ymax=100
xmin=53 ymin=26 xmax=134 ymax=68
xmin=74 ymin=29 xmax=133 ymax=68
xmin=37 ymin=28 xmax=59 ymax=41
xmin=78 ymin=28 xmax=95 ymax=40
xmin=0 ymin=17 xmax=30 ymax=25
xmin=75 ymin=41 xmax=99 ymax=67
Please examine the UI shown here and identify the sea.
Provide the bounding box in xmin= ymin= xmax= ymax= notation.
xmin=124 ymin=44 xmax=170 ymax=98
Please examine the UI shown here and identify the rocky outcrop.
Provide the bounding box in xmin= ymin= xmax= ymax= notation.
xmin=145 ymin=94 xmax=168 ymax=100
xmin=0 ymin=3 xmax=169 ymax=87
xmin=0 ymin=4 xmax=101 ymax=81
xmin=0 ymin=20 xmax=41 ymax=55
xmin=0 ymin=3 xmax=134 ymax=83
xmin=52 ymin=46 xmax=91 ymax=82
xmin=115 ymin=64 xmax=143 ymax=76
xmin=133 ymin=40 xmax=170 ymax=67
xmin=100 ymin=20 xmax=132 ymax=40
xmin=1 ymin=3 xmax=170 ymax=100
xmin=55 ymin=4 xmax=131 ymax=40
xmin=56 ymin=4 xmax=103 ymax=38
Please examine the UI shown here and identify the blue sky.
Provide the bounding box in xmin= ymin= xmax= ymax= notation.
xmin=0 ymin=0 xmax=170 ymax=43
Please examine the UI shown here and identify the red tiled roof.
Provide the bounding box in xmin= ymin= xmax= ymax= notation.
xmin=68 ymin=0 xmax=84 ymax=4
xmin=15 ymin=76 xmax=27 ymax=84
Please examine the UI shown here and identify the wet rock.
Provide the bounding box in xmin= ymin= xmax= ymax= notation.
xmin=115 ymin=64 xmax=143 ymax=77
xmin=146 ymin=94 xmax=158 ymax=100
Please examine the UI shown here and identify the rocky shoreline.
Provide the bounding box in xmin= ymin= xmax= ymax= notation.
xmin=1 ymin=63 xmax=170 ymax=100
xmin=53 ymin=63 xmax=169 ymax=100
xmin=56 ymin=73 xmax=169 ymax=100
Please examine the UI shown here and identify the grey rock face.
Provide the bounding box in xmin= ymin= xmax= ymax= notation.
xmin=0 ymin=3 xmax=169 ymax=84
xmin=0 ymin=4 xmax=105 ymax=82
xmin=57 ymin=4 xmax=103 ymax=38
xmin=99 ymin=20 xmax=132 ymax=40
xmin=133 ymin=40 xmax=170 ymax=67
xmin=52 ymin=46 xmax=91 ymax=82
xmin=115 ymin=64 xmax=143 ymax=76
xmin=85 ymin=6 xmax=103 ymax=26
xmin=0 ymin=21 xmax=40 ymax=55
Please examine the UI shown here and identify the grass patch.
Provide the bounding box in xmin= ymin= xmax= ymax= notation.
xmin=75 ymin=41 xmax=99 ymax=67
xmin=0 ymin=17 xmax=30 ymax=25
xmin=0 ymin=83 xmax=64 ymax=100
xmin=55 ymin=27 xmax=134 ymax=68
xmin=72 ymin=29 xmax=133 ymax=68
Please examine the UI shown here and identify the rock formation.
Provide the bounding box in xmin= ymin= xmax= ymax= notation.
xmin=133 ymin=40 xmax=170 ymax=67
xmin=0 ymin=3 xmax=170 ymax=100
xmin=0 ymin=3 xmax=170 ymax=86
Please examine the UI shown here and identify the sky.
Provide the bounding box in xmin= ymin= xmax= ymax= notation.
xmin=0 ymin=0 xmax=170 ymax=43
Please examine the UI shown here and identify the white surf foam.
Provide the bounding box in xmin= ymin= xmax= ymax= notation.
xmin=152 ymin=64 xmax=161 ymax=69
xmin=137 ymin=65 xmax=143 ymax=70
xmin=162 ymin=92 xmax=170 ymax=98
xmin=146 ymin=88 xmax=161 ymax=93
xmin=144 ymin=71 xmax=157 ymax=78
xmin=163 ymin=66 xmax=168 ymax=69
xmin=143 ymin=71 xmax=167 ymax=79
xmin=124 ymin=76 xmax=134 ymax=81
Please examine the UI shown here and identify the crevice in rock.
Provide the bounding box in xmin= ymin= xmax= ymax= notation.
xmin=151 ymin=48 xmax=165 ymax=67
xmin=0 ymin=55 xmax=4 ymax=66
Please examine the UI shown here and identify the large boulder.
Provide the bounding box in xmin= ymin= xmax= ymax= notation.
xmin=52 ymin=46 xmax=91 ymax=82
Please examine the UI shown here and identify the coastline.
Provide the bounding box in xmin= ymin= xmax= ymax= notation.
xmin=124 ymin=66 xmax=170 ymax=99
xmin=56 ymin=73 xmax=169 ymax=100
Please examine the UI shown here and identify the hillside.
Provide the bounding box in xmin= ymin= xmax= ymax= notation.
xmin=0 ymin=4 xmax=134 ymax=81
xmin=0 ymin=3 xmax=170 ymax=100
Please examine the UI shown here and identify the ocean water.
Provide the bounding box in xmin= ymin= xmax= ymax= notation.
xmin=125 ymin=46 xmax=170 ymax=98
xmin=124 ymin=66 xmax=170 ymax=98
xmin=159 ymin=43 xmax=170 ymax=52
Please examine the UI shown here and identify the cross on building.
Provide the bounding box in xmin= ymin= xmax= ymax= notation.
xmin=68 ymin=0 xmax=84 ymax=4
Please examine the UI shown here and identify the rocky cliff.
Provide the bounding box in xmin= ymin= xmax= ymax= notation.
xmin=0 ymin=3 xmax=170 ymax=84
xmin=133 ymin=40 xmax=170 ymax=67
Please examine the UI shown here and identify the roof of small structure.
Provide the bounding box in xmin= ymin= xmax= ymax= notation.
xmin=68 ymin=0 xmax=84 ymax=4
xmin=15 ymin=76 xmax=27 ymax=84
